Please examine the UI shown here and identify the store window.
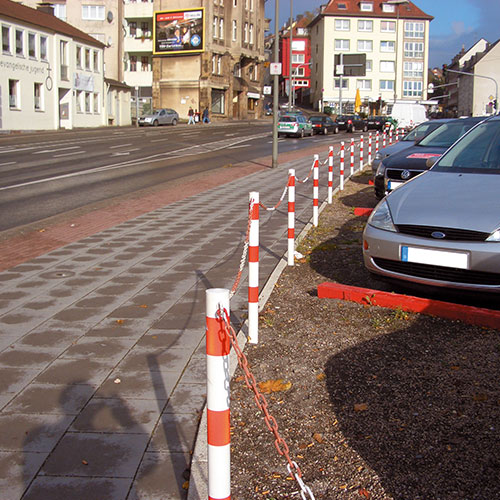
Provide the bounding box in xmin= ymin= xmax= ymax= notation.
xmin=211 ymin=89 xmax=225 ymax=114
xmin=9 ymin=79 xmax=19 ymax=108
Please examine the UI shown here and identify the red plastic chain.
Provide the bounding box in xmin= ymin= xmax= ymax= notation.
xmin=230 ymin=199 xmax=253 ymax=298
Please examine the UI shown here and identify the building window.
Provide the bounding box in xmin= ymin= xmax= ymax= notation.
xmin=141 ymin=56 xmax=149 ymax=71
xmin=249 ymin=24 xmax=254 ymax=44
xmin=380 ymin=21 xmax=396 ymax=32
xmin=233 ymin=0 xmax=237 ymax=5
xmin=93 ymin=51 xmax=99 ymax=72
xmin=82 ymin=5 xmax=105 ymax=20
xmin=28 ymin=33 xmax=36 ymax=58
xmin=380 ymin=41 xmax=395 ymax=52
xmin=294 ymin=66 xmax=305 ymax=77
xmin=366 ymin=59 xmax=372 ymax=72
xmin=213 ymin=17 xmax=218 ymax=38
xmin=219 ymin=18 xmax=224 ymax=39
xmin=233 ymin=62 xmax=241 ymax=77
xmin=404 ymin=61 xmax=423 ymax=77
xmin=53 ymin=3 xmax=66 ymax=20
xmin=211 ymin=89 xmax=225 ymax=114
xmin=382 ymin=3 xmax=395 ymax=12
xmin=360 ymin=2 xmax=373 ymax=11
xmin=129 ymin=22 xmax=137 ymax=37
xmin=85 ymin=92 xmax=91 ymax=113
xmin=291 ymin=53 xmax=305 ymax=64
xmin=85 ymin=48 xmax=90 ymax=69
xmin=9 ymin=79 xmax=19 ymax=108
xmin=405 ymin=22 xmax=424 ymax=38
xmin=130 ymin=55 xmax=137 ymax=71
xmin=232 ymin=20 xmax=237 ymax=41
xmin=248 ymin=97 xmax=255 ymax=111
xmin=380 ymin=60 xmax=395 ymax=72
xmin=217 ymin=55 xmax=221 ymax=74
xmin=40 ymin=36 xmax=47 ymax=60
xmin=335 ymin=39 xmax=350 ymax=51
xmin=335 ymin=19 xmax=350 ymax=31
xmin=2 ymin=25 xmax=10 ymax=54
xmin=358 ymin=20 xmax=373 ymax=32
xmin=357 ymin=79 xmax=372 ymax=91
xmin=404 ymin=42 xmax=424 ymax=58
xmin=334 ymin=78 xmax=348 ymax=89
xmin=212 ymin=55 xmax=216 ymax=73
xmin=76 ymin=90 xmax=83 ymax=112
xmin=76 ymin=46 xmax=82 ymax=68
xmin=380 ymin=80 xmax=394 ymax=91
xmin=403 ymin=80 xmax=423 ymax=97
xmin=60 ymin=40 xmax=68 ymax=80
xmin=357 ymin=40 xmax=372 ymax=52
xmin=15 ymin=29 xmax=23 ymax=56
xmin=141 ymin=22 xmax=151 ymax=37
xmin=34 ymin=82 xmax=43 ymax=110
xmin=93 ymin=92 xmax=99 ymax=113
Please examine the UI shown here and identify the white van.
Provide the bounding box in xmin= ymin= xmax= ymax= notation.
xmin=390 ymin=103 xmax=427 ymax=129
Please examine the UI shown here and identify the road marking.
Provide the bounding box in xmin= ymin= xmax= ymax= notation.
xmin=33 ymin=146 xmax=80 ymax=154
xmin=110 ymin=143 xmax=133 ymax=149
xmin=111 ymin=152 xmax=130 ymax=156
xmin=227 ymin=144 xmax=250 ymax=149
xmin=0 ymin=146 xmax=38 ymax=154
xmin=53 ymin=151 xmax=86 ymax=158
xmin=0 ymin=161 xmax=16 ymax=166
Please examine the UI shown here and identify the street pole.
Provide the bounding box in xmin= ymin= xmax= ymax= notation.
xmin=339 ymin=53 xmax=343 ymax=115
xmin=288 ymin=0 xmax=293 ymax=110
xmin=272 ymin=0 xmax=279 ymax=168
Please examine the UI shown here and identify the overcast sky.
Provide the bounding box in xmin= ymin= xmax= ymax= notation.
xmin=264 ymin=0 xmax=500 ymax=67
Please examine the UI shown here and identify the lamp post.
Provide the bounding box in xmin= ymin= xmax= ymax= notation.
xmin=288 ymin=0 xmax=293 ymax=110
xmin=272 ymin=0 xmax=279 ymax=168
xmin=387 ymin=0 xmax=409 ymax=104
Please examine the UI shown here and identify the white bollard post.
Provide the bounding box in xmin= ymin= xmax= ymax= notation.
xmin=359 ymin=135 xmax=364 ymax=171
xmin=368 ymin=133 xmax=372 ymax=165
xmin=206 ymin=288 xmax=231 ymax=500
xmin=350 ymin=138 xmax=354 ymax=177
xmin=288 ymin=169 xmax=295 ymax=266
xmin=327 ymin=146 xmax=334 ymax=204
xmin=248 ymin=192 xmax=259 ymax=344
xmin=313 ymin=154 xmax=319 ymax=227
xmin=340 ymin=141 xmax=345 ymax=191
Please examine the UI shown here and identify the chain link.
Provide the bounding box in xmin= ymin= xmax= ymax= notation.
xmin=259 ymin=183 xmax=289 ymax=211
xmin=218 ymin=308 xmax=315 ymax=499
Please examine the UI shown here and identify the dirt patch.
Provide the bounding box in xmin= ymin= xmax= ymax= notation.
xmin=230 ymin=172 xmax=500 ymax=499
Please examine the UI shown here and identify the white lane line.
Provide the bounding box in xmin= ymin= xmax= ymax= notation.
xmin=110 ymin=143 xmax=133 ymax=149
xmin=53 ymin=150 xmax=86 ymax=158
xmin=0 ymin=161 xmax=16 ymax=166
xmin=0 ymin=146 xmax=38 ymax=154
xmin=111 ymin=152 xmax=130 ymax=156
xmin=33 ymin=146 xmax=80 ymax=155
xmin=227 ymin=144 xmax=251 ymax=149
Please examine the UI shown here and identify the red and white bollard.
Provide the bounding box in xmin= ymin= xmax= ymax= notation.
xmin=206 ymin=287 xmax=231 ymax=500
xmin=375 ymin=131 xmax=380 ymax=155
xmin=313 ymin=154 xmax=319 ymax=227
xmin=382 ymin=132 xmax=386 ymax=149
xmin=327 ymin=146 xmax=334 ymax=204
xmin=350 ymin=138 xmax=354 ymax=176
xmin=368 ymin=133 xmax=372 ymax=165
xmin=248 ymin=191 xmax=259 ymax=344
xmin=359 ymin=135 xmax=364 ymax=171
xmin=395 ymin=128 xmax=399 ymax=142
xmin=288 ymin=169 xmax=295 ymax=266
xmin=389 ymin=129 xmax=393 ymax=145
xmin=340 ymin=141 xmax=345 ymax=191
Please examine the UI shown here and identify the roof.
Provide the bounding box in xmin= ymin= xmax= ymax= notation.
xmin=105 ymin=78 xmax=133 ymax=90
xmin=310 ymin=0 xmax=433 ymax=25
xmin=1 ymin=0 xmax=105 ymax=48
xmin=281 ymin=16 xmax=312 ymax=39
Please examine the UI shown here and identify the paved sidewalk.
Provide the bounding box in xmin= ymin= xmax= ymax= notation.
xmin=0 ymin=145 xmax=352 ymax=499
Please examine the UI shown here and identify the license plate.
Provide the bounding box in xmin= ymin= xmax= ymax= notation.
xmin=401 ymin=246 xmax=469 ymax=269
xmin=388 ymin=180 xmax=403 ymax=190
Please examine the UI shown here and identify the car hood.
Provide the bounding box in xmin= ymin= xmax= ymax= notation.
xmin=387 ymin=171 xmax=500 ymax=233
xmin=378 ymin=141 xmax=415 ymax=157
xmin=381 ymin=144 xmax=446 ymax=170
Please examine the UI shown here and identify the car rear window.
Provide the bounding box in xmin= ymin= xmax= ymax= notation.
xmin=280 ymin=116 xmax=295 ymax=123
xmin=310 ymin=117 xmax=322 ymax=123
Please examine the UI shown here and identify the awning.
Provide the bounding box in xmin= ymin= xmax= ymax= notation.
xmin=247 ymin=92 xmax=261 ymax=99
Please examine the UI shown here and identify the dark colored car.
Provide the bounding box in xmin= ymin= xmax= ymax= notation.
xmin=366 ymin=115 xmax=388 ymax=130
xmin=309 ymin=115 xmax=339 ymax=135
xmin=337 ymin=114 xmax=368 ymax=133
xmin=374 ymin=116 xmax=487 ymax=199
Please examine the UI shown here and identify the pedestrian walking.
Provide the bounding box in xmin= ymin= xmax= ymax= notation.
xmin=202 ymin=107 xmax=210 ymax=124
xmin=188 ymin=107 xmax=195 ymax=125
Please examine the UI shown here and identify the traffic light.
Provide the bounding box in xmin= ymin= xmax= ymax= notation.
xmin=494 ymin=99 xmax=498 ymax=110
xmin=442 ymin=64 xmax=448 ymax=78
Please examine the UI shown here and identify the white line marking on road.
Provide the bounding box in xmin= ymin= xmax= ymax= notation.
xmin=33 ymin=146 xmax=80 ymax=155
xmin=110 ymin=143 xmax=133 ymax=149
xmin=0 ymin=161 xmax=16 ymax=166
xmin=53 ymin=151 xmax=86 ymax=158
xmin=227 ymin=144 xmax=251 ymax=149
xmin=111 ymin=152 xmax=131 ymax=156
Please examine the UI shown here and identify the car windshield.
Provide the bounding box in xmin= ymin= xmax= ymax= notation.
xmin=280 ymin=116 xmax=296 ymax=123
xmin=309 ymin=117 xmax=323 ymax=123
xmin=434 ymin=120 xmax=500 ymax=172
xmin=417 ymin=121 xmax=477 ymax=148
xmin=403 ymin=122 xmax=442 ymax=142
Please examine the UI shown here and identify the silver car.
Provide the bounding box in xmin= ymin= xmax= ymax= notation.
xmin=363 ymin=115 xmax=500 ymax=292
xmin=138 ymin=108 xmax=179 ymax=127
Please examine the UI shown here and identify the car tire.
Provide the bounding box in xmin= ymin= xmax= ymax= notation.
xmin=351 ymin=125 xmax=355 ymax=133
xmin=334 ymin=126 xmax=339 ymax=134
xmin=153 ymin=120 xmax=159 ymax=127
xmin=323 ymin=127 xmax=328 ymax=135
xmin=300 ymin=129 xmax=305 ymax=138
xmin=363 ymin=124 xmax=368 ymax=132
xmin=172 ymin=118 xmax=178 ymax=126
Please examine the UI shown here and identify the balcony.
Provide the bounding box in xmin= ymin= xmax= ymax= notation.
xmin=124 ymin=1 xmax=153 ymax=19
xmin=124 ymin=36 xmax=153 ymax=53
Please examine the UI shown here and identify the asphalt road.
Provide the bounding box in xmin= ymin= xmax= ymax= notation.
xmin=0 ymin=121 xmax=355 ymax=231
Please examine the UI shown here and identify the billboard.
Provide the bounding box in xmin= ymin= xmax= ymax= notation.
xmin=154 ymin=8 xmax=205 ymax=55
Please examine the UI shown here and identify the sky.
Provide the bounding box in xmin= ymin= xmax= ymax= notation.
xmin=264 ymin=0 xmax=500 ymax=68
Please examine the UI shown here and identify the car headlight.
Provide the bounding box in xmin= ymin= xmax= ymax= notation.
xmin=486 ymin=229 xmax=500 ymax=242
xmin=374 ymin=152 xmax=382 ymax=161
xmin=367 ymin=199 xmax=397 ymax=232
xmin=376 ymin=161 xmax=387 ymax=176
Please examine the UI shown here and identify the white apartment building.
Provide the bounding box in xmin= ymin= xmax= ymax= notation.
xmin=309 ymin=0 xmax=432 ymax=114
xmin=1 ymin=0 xmax=107 ymax=130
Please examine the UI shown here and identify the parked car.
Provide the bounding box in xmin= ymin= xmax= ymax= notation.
xmin=337 ymin=114 xmax=368 ymax=133
xmin=366 ymin=115 xmax=388 ymax=131
xmin=309 ymin=115 xmax=339 ymax=135
xmin=363 ymin=114 xmax=500 ymax=293
xmin=371 ymin=119 xmax=453 ymax=174
xmin=373 ymin=116 xmax=486 ymax=199
xmin=277 ymin=114 xmax=313 ymax=138
xmin=138 ymin=108 xmax=179 ymax=127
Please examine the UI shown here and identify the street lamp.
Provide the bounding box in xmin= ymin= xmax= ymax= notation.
xmin=387 ymin=0 xmax=409 ymax=104
xmin=288 ymin=0 xmax=293 ymax=110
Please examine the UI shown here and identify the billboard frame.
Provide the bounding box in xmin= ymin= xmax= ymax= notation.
xmin=153 ymin=7 xmax=205 ymax=56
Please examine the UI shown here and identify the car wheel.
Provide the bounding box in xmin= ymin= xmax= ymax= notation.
xmin=153 ymin=120 xmax=159 ymax=127
xmin=323 ymin=127 xmax=328 ymax=135
xmin=172 ymin=118 xmax=178 ymax=126
xmin=363 ymin=124 xmax=368 ymax=132
xmin=300 ymin=129 xmax=305 ymax=138
xmin=334 ymin=126 xmax=339 ymax=134
xmin=351 ymin=125 xmax=355 ymax=133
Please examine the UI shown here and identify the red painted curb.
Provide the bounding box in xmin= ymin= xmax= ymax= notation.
xmin=318 ymin=282 xmax=500 ymax=330
xmin=354 ymin=207 xmax=373 ymax=217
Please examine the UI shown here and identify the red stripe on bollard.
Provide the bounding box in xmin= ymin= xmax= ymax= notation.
xmin=248 ymin=286 xmax=259 ymax=303
xmin=207 ymin=409 xmax=231 ymax=446
xmin=288 ymin=228 xmax=295 ymax=239
xmin=206 ymin=317 xmax=231 ymax=356
xmin=248 ymin=245 xmax=259 ymax=262
xmin=288 ymin=169 xmax=295 ymax=266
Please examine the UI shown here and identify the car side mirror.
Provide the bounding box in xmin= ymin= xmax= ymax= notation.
xmin=426 ymin=156 xmax=439 ymax=168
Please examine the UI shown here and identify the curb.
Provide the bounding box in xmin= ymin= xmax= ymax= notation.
xmin=318 ymin=282 xmax=500 ymax=330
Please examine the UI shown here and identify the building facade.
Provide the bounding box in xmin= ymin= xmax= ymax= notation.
xmin=153 ymin=0 xmax=266 ymax=120
xmin=1 ymin=0 xmax=109 ymax=130
xmin=309 ymin=0 xmax=432 ymax=115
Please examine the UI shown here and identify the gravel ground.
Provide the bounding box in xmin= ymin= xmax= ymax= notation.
xmin=230 ymin=171 xmax=500 ymax=500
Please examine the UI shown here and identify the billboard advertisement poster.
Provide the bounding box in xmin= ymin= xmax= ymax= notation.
xmin=154 ymin=8 xmax=205 ymax=55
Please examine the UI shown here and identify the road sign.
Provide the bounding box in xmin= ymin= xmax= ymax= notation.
xmin=263 ymin=86 xmax=272 ymax=95
xmin=334 ymin=54 xmax=366 ymax=76
xmin=270 ymin=63 xmax=282 ymax=75
xmin=427 ymin=83 xmax=434 ymax=94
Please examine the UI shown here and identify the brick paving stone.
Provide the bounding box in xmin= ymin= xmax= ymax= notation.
xmin=0 ymin=451 xmax=47 ymax=500
xmin=148 ymin=413 xmax=199 ymax=454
